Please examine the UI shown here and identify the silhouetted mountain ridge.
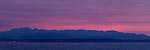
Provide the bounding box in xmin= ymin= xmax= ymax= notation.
xmin=0 ymin=27 xmax=149 ymax=40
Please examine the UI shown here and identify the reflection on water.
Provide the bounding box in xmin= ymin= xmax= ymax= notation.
xmin=0 ymin=42 xmax=150 ymax=50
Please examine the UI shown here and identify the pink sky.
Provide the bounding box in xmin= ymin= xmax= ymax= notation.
xmin=0 ymin=0 xmax=150 ymax=35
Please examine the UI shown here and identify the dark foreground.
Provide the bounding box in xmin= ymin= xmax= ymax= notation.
xmin=0 ymin=42 xmax=150 ymax=50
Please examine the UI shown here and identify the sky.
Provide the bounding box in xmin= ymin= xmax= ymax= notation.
xmin=0 ymin=0 xmax=150 ymax=35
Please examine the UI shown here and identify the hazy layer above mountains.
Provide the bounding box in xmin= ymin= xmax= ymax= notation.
xmin=0 ymin=27 xmax=149 ymax=40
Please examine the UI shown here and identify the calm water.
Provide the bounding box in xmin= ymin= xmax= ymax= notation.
xmin=0 ymin=42 xmax=150 ymax=50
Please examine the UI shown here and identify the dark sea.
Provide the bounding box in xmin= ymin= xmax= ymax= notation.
xmin=0 ymin=42 xmax=150 ymax=50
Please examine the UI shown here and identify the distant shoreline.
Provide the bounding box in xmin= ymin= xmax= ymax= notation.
xmin=1 ymin=39 xmax=150 ymax=42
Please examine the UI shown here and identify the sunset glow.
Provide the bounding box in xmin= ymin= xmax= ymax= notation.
xmin=0 ymin=0 xmax=150 ymax=35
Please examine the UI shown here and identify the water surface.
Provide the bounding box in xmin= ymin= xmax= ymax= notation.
xmin=0 ymin=42 xmax=150 ymax=50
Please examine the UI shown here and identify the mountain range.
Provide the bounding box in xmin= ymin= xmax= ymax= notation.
xmin=0 ymin=27 xmax=149 ymax=41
